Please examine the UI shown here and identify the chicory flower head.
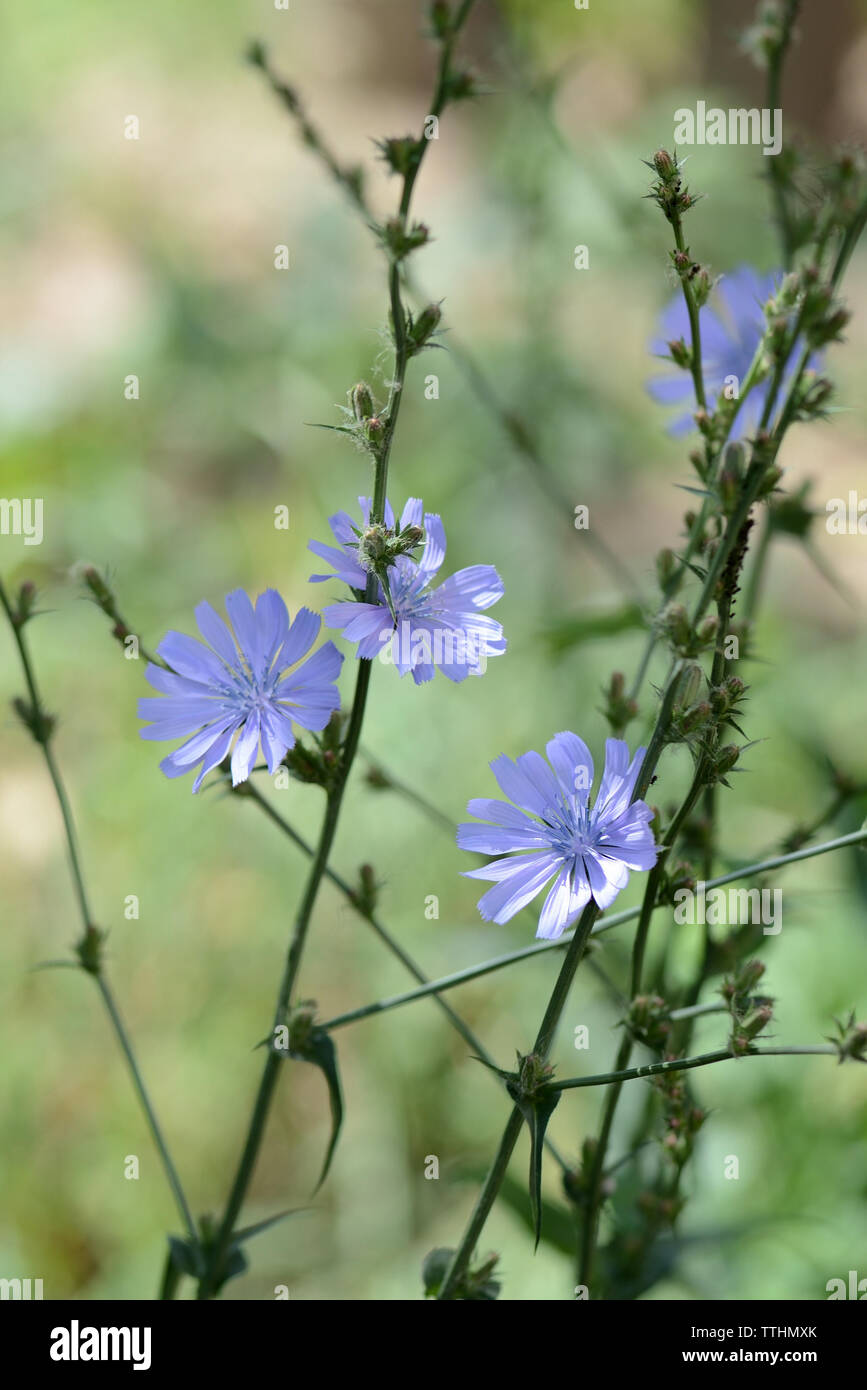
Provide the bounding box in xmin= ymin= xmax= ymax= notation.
xmin=647 ymin=265 xmax=811 ymax=438
xmin=458 ymin=734 xmax=657 ymax=940
xmin=309 ymin=496 xmax=505 ymax=684
xmin=139 ymin=589 xmax=343 ymax=792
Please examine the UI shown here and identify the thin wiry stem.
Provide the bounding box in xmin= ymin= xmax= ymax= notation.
xmin=436 ymin=647 xmax=689 ymax=1299
xmin=319 ymin=827 xmax=867 ymax=1029
xmin=250 ymin=32 xmax=642 ymax=603
xmin=197 ymin=5 xmax=481 ymax=1299
xmin=233 ymin=777 xmax=569 ymax=1172
xmin=554 ymin=1044 xmax=838 ymax=1092
xmin=765 ymin=0 xmax=802 ymax=269
xmin=670 ymin=211 xmax=707 ymax=410
xmin=0 ymin=577 xmax=197 ymax=1250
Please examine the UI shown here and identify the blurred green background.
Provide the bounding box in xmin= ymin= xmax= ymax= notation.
xmin=2 ymin=0 xmax=867 ymax=1300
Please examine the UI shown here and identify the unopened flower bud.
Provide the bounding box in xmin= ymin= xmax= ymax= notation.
xmin=692 ymin=267 xmax=711 ymax=308
xmin=409 ymin=302 xmax=442 ymax=353
xmin=714 ymin=744 xmax=741 ymax=779
xmin=680 ymin=700 xmax=712 ymax=734
xmin=12 ymin=581 xmax=37 ymax=627
xmin=652 ymin=148 xmax=676 ymax=178
xmin=661 ymin=602 xmax=691 ymax=650
xmin=353 ymin=863 xmax=379 ymax=917
xmin=739 ymin=1003 xmax=774 ymax=1040
xmin=667 ymin=337 xmax=691 ymax=369
xmin=694 ymin=408 xmax=712 ymax=436
xmin=655 ymin=547 xmax=676 ymax=589
xmin=75 ymin=924 xmax=106 ymax=976
xmin=734 ymin=958 xmax=766 ymax=993
xmin=378 ymin=136 xmax=420 ymax=177
xmin=351 ymin=381 xmax=375 ymax=422
xmin=429 ymin=0 xmax=452 ymax=39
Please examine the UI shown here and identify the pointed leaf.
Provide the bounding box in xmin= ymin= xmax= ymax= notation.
xmin=233 ymin=1208 xmax=301 ymax=1245
xmin=287 ymin=1028 xmax=344 ymax=1193
xmin=506 ymin=1081 xmax=562 ymax=1249
xmin=495 ymin=1174 xmax=578 ymax=1256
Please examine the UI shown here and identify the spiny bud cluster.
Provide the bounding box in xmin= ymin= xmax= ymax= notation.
xmin=721 ymin=959 xmax=774 ymax=1055
xmin=645 ymin=149 xmax=698 ymax=223
xmin=626 ymin=994 xmax=672 ymax=1051
xmin=828 ymin=1010 xmax=867 ymax=1065
xmin=355 ymin=520 xmax=425 ymax=576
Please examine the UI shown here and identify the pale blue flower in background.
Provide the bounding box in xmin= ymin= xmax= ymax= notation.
xmin=647 ymin=265 xmax=815 ymax=438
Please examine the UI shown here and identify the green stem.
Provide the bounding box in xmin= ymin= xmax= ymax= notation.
xmin=198 ymin=659 xmax=373 ymax=1298
xmin=319 ymin=827 xmax=867 ymax=1027
xmin=765 ymin=0 xmax=802 ymax=269
xmin=236 ymin=780 xmax=568 ymax=1172
xmin=437 ymin=903 xmax=599 ymax=1299
xmin=197 ymin=10 xmax=480 ymax=1296
xmin=97 ymin=975 xmax=198 ymax=1243
xmin=556 ymin=1044 xmax=838 ymax=1092
xmin=0 ymin=577 xmax=197 ymax=1254
xmin=671 ymin=214 xmax=707 ymax=410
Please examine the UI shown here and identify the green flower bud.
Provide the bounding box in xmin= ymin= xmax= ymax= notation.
xmin=738 ymin=1003 xmax=774 ymax=1040
xmin=679 ymin=699 xmax=712 ymax=733
xmin=12 ymin=580 xmax=37 ymax=627
xmin=75 ymin=924 xmax=106 ymax=976
xmin=429 ymin=1 xmax=452 ymax=39
xmin=691 ymin=267 xmax=711 ymax=308
xmin=655 ymin=547 xmax=677 ymax=589
xmin=675 ymin=663 xmax=704 ymax=711
xmin=352 ymin=863 xmax=379 ymax=917
xmin=714 ymin=744 xmax=741 ymax=778
xmin=351 ymin=381 xmax=375 ymax=421
xmin=408 ymin=302 xmax=442 ymax=353
xmin=667 ymin=337 xmax=691 ymax=369
xmin=377 ymin=136 xmax=420 ymax=177
xmin=12 ymin=696 xmax=55 ymax=744
xmin=444 ymin=69 xmax=476 ymax=102
xmin=661 ymin=602 xmax=691 ymax=651
xmin=829 ymin=1011 xmax=867 ymax=1064
xmin=734 ymin=958 xmax=766 ymax=993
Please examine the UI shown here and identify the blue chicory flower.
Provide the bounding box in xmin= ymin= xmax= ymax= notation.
xmin=458 ymin=735 xmax=658 ymax=940
xmin=308 ymin=496 xmax=506 ymax=684
xmin=647 ymin=265 xmax=812 ymax=438
xmin=139 ymin=589 xmax=343 ymax=792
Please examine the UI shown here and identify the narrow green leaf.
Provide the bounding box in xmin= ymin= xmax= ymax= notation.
xmin=233 ymin=1208 xmax=301 ymax=1245
xmin=288 ymin=1028 xmax=344 ymax=1193
xmin=506 ymin=1081 xmax=562 ymax=1249
xmin=495 ymin=1174 xmax=577 ymax=1256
